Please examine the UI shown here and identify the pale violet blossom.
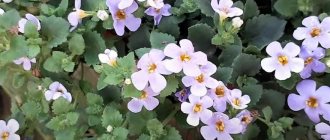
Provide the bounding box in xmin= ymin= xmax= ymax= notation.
xmin=236 ymin=110 xmax=253 ymax=133
xmin=127 ymin=86 xmax=159 ymax=113
xmin=208 ymin=81 xmax=230 ymax=112
xmin=211 ymin=0 xmax=243 ymax=20
xmin=232 ymin=17 xmax=243 ymax=28
xmin=163 ymin=39 xmax=208 ymax=76
xmin=18 ymin=14 xmax=41 ymax=33
xmin=228 ymin=89 xmax=250 ymax=110
xmin=13 ymin=57 xmax=36 ymax=71
xmin=316 ymin=122 xmax=330 ymax=140
xmin=145 ymin=4 xmax=171 ymax=25
xmin=261 ymin=41 xmax=304 ymax=80
xmin=45 ymin=81 xmax=72 ymax=102
xmin=0 ymin=119 xmax=20 ymax=140
xmin=147 ymin=0 xmax=164 ymax=9
xmin=181 ymin=95 xmax=213 ymax=126
xmin=97 ymin=10 xmax=109 ymax=21
xmin=98 ymin=49 xmax=118 ymax=66
xmin=293 ymin=16 xmax=330 ymax=50
xmin=68 ymin=0 xmax=90 ymax=31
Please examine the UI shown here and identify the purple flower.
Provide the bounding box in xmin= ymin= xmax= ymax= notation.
xmin=45 ymin=81 xmax=72 ymax=102
xmin=106 ymin=0 xmax=141 ymax=36
xmin=68 ymin=0 xmax=90 ymax=31
xmin=0 ymin=119 xmax=20 ymax=140
xmin=211 ymin=0 xmax=243 ymax=20
xmin=299 ymin=46 xmax=326 ymax=79
xmin=18 ymin=14 xmax=41 ymax=33
xmin=13 ymin=57 xmax=36 ymax=71
xmin=293 ymin=16 xmax=330 ymax=50
xmin=145 ymin=4 xmax=171 ymax=25
xmin=175 ymin=88 xmax=191 ymax=102
xmin=127 ymin=86 xmax=160 ymax=113
xmin=163 ymin=39 xmax=208 ymax=76
xmin=227 ymin=89 xmax=250 ymax=109
xmin=131 ymin=49 xmax=171 ymax=93
xmin=182 ymin=61 xmax=218 ymax=96
xmin=235 ymin=110 xmax=253 ymax=133
xmin=287 ymin=80 xmax=330 ymax=123
xmin=181 ymin=95 xmax=213 ymax=126
xmin=207 ymin=81 xmax=230 ymax=112
xmin=316 ymin=122 xmax=330 ymax=140
xmin=200 ymin=112 xmax=242 ymax=140
xmin=261 ymin=41 xmax=304 ymax=80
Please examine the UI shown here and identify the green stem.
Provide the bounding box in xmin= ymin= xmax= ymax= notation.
xmin=257 ymin=116 xmax=270 ymax=126
xmin=162 ymin=106 xmax=179 ymax=125
xmin=121 ymin=118 xmax=128 ymax=128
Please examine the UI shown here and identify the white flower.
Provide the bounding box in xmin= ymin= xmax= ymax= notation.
xmin=18 ymin=13 xmax=41 ymax=33
xmin=232 ymin=17 xmax=243 ymax=28
xmin=3 ymin=0 xmax=13 ymax=3
xmin=0 ymin=8 xmax=4 ymax=15
xmin=147 ymin=0 xmax=164 ymax=9
xmin=97 ymin=10 xmax=109 ymax=21
xmin=261 ymin=41 xmax=304 ymax=80
xmin=98 ymin=49 xmax=118 ymax=66
xmin=293 ymin=16 xmax=330 ymax=50
xmin=45 ymin=81 xmax=72 ymax=102
xmin=106 ymin=125 xmax=113 ymax=132
xmin=228 ymin=89 xmax=250 ymax=109
xmin=211 ymin=0 xmax=243 ymax=20
xmin=0 ymin=119 xmax=20 ymax=140
xmin=13 ymin=57 xmax=36 ymax=71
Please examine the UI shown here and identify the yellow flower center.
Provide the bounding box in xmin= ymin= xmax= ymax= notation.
xmin=195 ymin=74 xmax=204 ymax=83
xmin=310 ymin=28 xmax=321 ymax=37
xmin=306 ymin=97 xmax=318 ymax=108
xmin=215 ymin=121 xmax=225 ymax=132
xmin=304 ymin=57 xmax=313 ymax=65
xmin=193 ymin=104 xmax=202 ymax=113
xmin=278 ymin=55 xmax=288 ymax=65
xmin=148 ymin=63 xmax=157 ymax=73
xmin=232 ymin=98 xmax=241 ymax=106
xmin=116 ymin=10 xmax=126 ymax=20
xmin=1 ymin=132 xmax=9 ymax=140
xmin=180 ymin=53 xmax=191 ymax=62
xmin=77 ymin=9 xmax=90 ymax=19
xmin=108 ymin=59 xmax=117 ymax=67
xmin=241 ymin=116 xmax=251 ymax=125
xmin=140 ymin=91 xmax=148 ymax=99
xmin=155 ymin=8 xmax=161 ymax=13
xmin=215 ymin=86 xmax=225 ymax=97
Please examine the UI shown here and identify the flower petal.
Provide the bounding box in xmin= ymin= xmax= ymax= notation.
xmin=302 ymin=38 xmax=318 ymax=50
xmin=187 ymin=113 xmax=200 ymax=126
xmin=98 ymin=54 xmax=110 ymax=63
xmin=201 ymin=126 xmax=218 ymax=140
xmin=321 ymin=17 xmax=330 ymax=32
xmin=125 ymin=14 xmax=141 ymax=32
xmin=149 ymin=49 xmax=165 ymax=62
xmin=266 ymin=41 xmax=282 ymax=57
xmin=274 ymin=66 xmax=291 ymax=80
xmin=289 ymin=58 xmax=304 ymax=73
xmin=163 ymin=59 xmax=182 ymax=73
xmin=124 ymin=1 xmax=139 ymax=14
xmin=200 ymin=109 xmax=213 ymax=124
xmin=191 ymin=51 xmax=208 ymax=65
xmin=127 ymin=99 xmax=143 ymax=113
xmin=22 ymin=61 xmax=32 ymax=71
xmin=316 ymin=122 xmax=330 ymax=134
xmin=302 ymin=16 xmax=320 ymax=27
xmin=164 ymin=43 xmax=181 ymax=58
xmin=296 ymin=80 xmax=316 ymax=97
xmin=113 ymin=20 xmax=125 ymax=36
xmin=304 ymin=107 xmax=321 ymax=123
xmin=315 ymin=86 xmax=330 ymax=103
xmin=287 ymin=94 xmax=306 ymax=111
xmin=118 ymin=0 xmax=134 ymax=9
xmin=18 ymin=18 xmax=28 ymax=33
xmin=181 ymin=102 xmax=193 ymax=114
xmin=181 ymin=76 xmax=195 ymax=87
xmin=293 ymin=27 xmax=308 ymax=40
xmin=312 ymin=60 xmax=326 ymax=73
xmin=180 ymin=39 xmax=194 ymax=53
xmin=149 ymin=73 xmax=166 ymax=93
xmin=8 ymin=134 xmax=20 ymax=140
xmin=131 ymin=70 xmax=149 ymax=90
xmin=143 ymin=96 xmax=159 ymax=110
xmin=44 ymin=91 xmax=54 ymax=101
xmin=318 ymin=34 xmax=330 ymax=49
xmin=261 ymin=57 xmax=278 ymax=72
xmin=191 ymin=84 xmax=207 ymax=96
xmin=7 ymin=119 xmax=19 ymax=132
xmin=182 ymin=63 xmax=201 ymax=76
xmin=75 ymin=0 xmax=81 ymax=9
xmin=284 ymin=42 xmax=300 ymax=57
xmin=204 ymin=77 xmax=218 ymax=89
xmin=227 ymin=7 xmax=243 ymax=17
xmin=67 ymin=12 xmax=79 ymax=27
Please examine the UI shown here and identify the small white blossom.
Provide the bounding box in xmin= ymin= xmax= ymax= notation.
xmin=45 ymin=81 xmax=72 ymax=102
xmin=232 ymin=17 xmax=243 ymax=28
xmin=124 ymin=78 xmax=132 ymax=85
xmin=0 ymin=8 xmax=4 ymax=15
xmin=98 ymin=49 xmax=118 ymax=67
xmin=3 ymin=0 xmax=13 ymax=3
xmin=0 ymin=119 xmax=20 ymax=140
xmin=106 ymin=125 xmax=113 ymax=132
xmin=228 ymin=89 xmax=251 ymax=109
xmin=97 ymin=10 xmax=109 ymax=21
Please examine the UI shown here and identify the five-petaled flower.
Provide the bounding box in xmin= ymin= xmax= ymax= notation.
xmin=181 ymin=95 xmax=213 ymax=126
xmin=45 ymin=81 xmax=72 ymax=102
xmin=145 ymin=4 xmax=171 ymax=25
xmin=98 ymin=49 xmax=118 ymax=67
xmin=18 ymin=13 xmax=41 ymax=33
xmin=288 ymin=80 xmax=330 ymax=123
xmin=316 ymin=122 xmax=330 ymax=140
xmin=127 ymin=86 xmax=160 ymax=113
xmin=208 ymin=81 xmax=230 ymax=112
xmin=13 ymin=57 xmax=36 ymax=71
xmin=131 ymin=49 xmax=171 ymax=93
xmin=235 ymin=110 xmax=253 ymax=133
xmin=227 ymin=89 xmax=250 ymax=110
xmin=261 ymin=41 xmax=304 ymax=80
xmin=293 ymin=16 xmax=330 ymax=50
xmin=106 ymin=0 xmax=141 ymax=36
xmin=200 ymin=112 xmax=242 ymax=140
xmin=68 ymin=0 xmax=90 ymax=31
xmin=175 ymin=87 xmax=191 ymax=102
xmin=0 ymin=119 xmax=20 ymax=140
xmin=163 ymin=39 xmax=208 ymax=76
xmin=211 ymin=0 xmax=243 ymax=20
xmin=299 ymin=46 xmax=326 ymax=79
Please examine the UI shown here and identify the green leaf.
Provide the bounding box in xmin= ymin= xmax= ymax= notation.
xmin=135 ymin=48 xmax=151 ymax=58
xmin=43 ymin=51 xmax=68 ymax=73
xmin=28 ymin=45 xmax=40 ymax=58
xmin=262 ymin=106 xmax=273 ymax=122
xmin=21 ymin=101 xmax=41 ymax=119
xmin=197 ymin=0 xmax=215 ymax=17
xmin=218 ymin=45 xmax=242 ymax=67
xmin=214 ymin=67 xmax=233 ymax=84
xmin=242 ymin=14 xmax=286 ymax=49
xmin=88 ymin=115 xmax=102 ymax=126
xmin=40 ymin=4 xmax=56 ymax=16
xmin=240 ymin=124 xmax=260 ymax=140
xmin=123 ymin=84 xmax=141 ymax=98
xmin=12 ymin=72 xmax=26 ymax=89
xmin=241 ymin=84 xmax=263 ymax=106
xmin=128 ymin=25 xmax=151 ymax=51
xmin=55 ymin=0 xmax=69 ymax=16
xmin=86 ymin=104 xmax=104 ymax=115
xmin=243 ymin=0 xmax=260 ymax=20
xmin=232 ymin=53 xmax=261 ymax=76
xmin=24 ymin=21 xmax=39 ymax=38
xmin=40 ymin=16 xmax=70 ymax=48
xmin=138 ymin=134 xmax=151 ymax=140
xmin=69 ymin=34 xmax=85 ymax=55
xmin=102 ymin=18 xmax=114 ymax=29
xmin=0 ymin=10 xmax=21 ymax=30
xmin=112 ymin=127 xmax=129 ymax=140
xmin=158 ymin=16 xmax=180 ymax=38
xmin=86 ymin=93 xmax=104 ymax=105
xmin=103 ymin=74 xmax=123 ymax=85
xmin=66 ymin=112 xmax=80 ymax=125
xmin=160 ymin=76 xmax=179 ymax=97
xmin=160 ymin=126 xmax=182 ymax=140
xmin=285 ymin=127 xmax=308 ymax=140
xmin=274 ymin=0 xmax=298 ymax=17
xmin=62 ymin=60 xmax=75 ymax=72
xmin=0 ymin=36 xmax=28 ymax=63
xmin=147 ymin=119 xmax=165 ymax=138
xmin=128 ymin=110 xmax=155 ymax=135
xmin=102 ymin=106 xmax=123 ymax=128
xmin=52 ymin=98 xmax=74 ymax=115
xmin=54 ymin=128 xmax=76 ymax=140
xmin=83 ymin=31 xmax=106 ymax=65
xmin=188 ymin=23 xmax=216 ymax=52
xmin=0 ymin=67 xmax=8 ymax=85
xmin=116 ymin=52 xmax=136 ymax=77
xmin=278 ymin=117 xmax=294 ymax=129
xmin=277 ymin=74 xmax=299 ymax=90
xmin=150 ymin=31 xmax=176 ymax=49
xmin=259 ymin=90 xmax=285 ymax=119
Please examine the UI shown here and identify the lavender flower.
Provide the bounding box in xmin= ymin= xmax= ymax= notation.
xmin=145 ymin=4 xmax=171 ymax=25
xmin=316 ymin=122 xmax=330 ymax=140
xmin=131 ymin=49 xmax=171 ymax=93
xmin=287 ymin=80 xmax=330 ymax=123
xmin=227 ymin=89 xmax=250 ymax=110
xmin=13 ymin=57 xmax=36 ymax=71
xmin=181 ymin=95 xmax=213 ymax=126
xmin=175 ymin=88 xmax=191 ymax=102
xmin=45 ymin=81 xmax=72 ymax=102
xmin=235 ymin=110 xmax=253 ymax=133
xmin=147 ymin=0 xmax=164 ymax=9
xmin=208 ymin=81 xmax=230 ymax=112
xmin=182 ymin=62 xmax=218 ymax=96
xmin=98 ymin=49 xmax=118 ymax=67
xmin=18 ymin=14 xmax=41 ymax=33
xmin=106 ymin=0 xmax=141 ymax=36
xmin=127 ymin=86 xmax=159 ymax=113
xmin=211 ymin=0 xmax=243 ymax=20
xmin=163 ymin=39 xmax=208 ymax=76
xmin=299 ymin=46 xmax=326 ymax=79
xmin=0 ymin=119 xmax=20 ymax=140
xmin=293 ymin=16 xmax=330 ymax=50
xmin=68 ymin=0 xmax=90 ymax=31
xmin=261 ymin=41 xmax=304 ymax=80
xmin=200 ymin=112 xmax=242 ymax=140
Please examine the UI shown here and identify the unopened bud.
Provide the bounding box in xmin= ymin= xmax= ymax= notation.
xmin=124 ymin=78 xmax=132 ymax=85
xmin=232 ymin=17 xmax=243 ymax=28
xmin=106 ymin=125 xmax=113 ymax=132
xmin=97 ymin=10 xmax=109 ymax=21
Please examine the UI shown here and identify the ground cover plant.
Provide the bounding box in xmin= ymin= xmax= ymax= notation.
xmin=1 ymin=0 xmax=330 ymax=139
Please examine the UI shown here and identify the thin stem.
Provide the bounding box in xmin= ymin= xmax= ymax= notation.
xmin=257 ymin=116 xmax=269 ymax=126
xmin=162 ymin=106 xmax=179 ymax=125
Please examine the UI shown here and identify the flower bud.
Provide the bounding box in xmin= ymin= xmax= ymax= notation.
xmin=124 ymin=78 xmax=132 ymax=85
xmin=106 ymin=125 xmax=113 ymax=132
xmin=97 ymin=10 xmax=109 ymax=21
xmin=232 ymin=17 xmax=243 ymax=28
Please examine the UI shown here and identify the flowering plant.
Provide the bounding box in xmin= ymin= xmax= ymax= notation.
xmin=1 ymin=0 xmax=330 ymax=140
